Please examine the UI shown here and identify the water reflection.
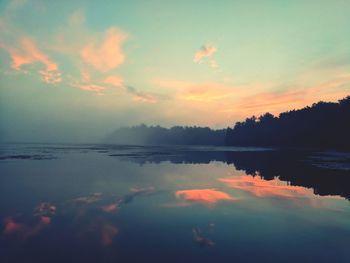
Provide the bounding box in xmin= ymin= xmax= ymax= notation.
xmin=114 ymin=148 xmax=350 ymax=200
xmin=192 ymin=227 xmax=215 ymax=247
xmin=219 ymin=175 xmax=317 ymax=199
xmin=1 ymin=145 xmax=349 ymax=263
xmin=175 ymin=189 xmax=236 ymax=205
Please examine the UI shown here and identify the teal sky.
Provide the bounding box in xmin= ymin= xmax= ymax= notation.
xmin=1 ymin=0 xmax=350 ymax=142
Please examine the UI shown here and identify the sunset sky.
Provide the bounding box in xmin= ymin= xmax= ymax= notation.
xmin=1 ymin=0 xmax=349 ymax=142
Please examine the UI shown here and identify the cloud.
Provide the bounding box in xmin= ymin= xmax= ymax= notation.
xmin=104 ymin=75 xmax=124 ymax=87
xmin=156 ymin=79 xmax=239 ymax=102
xmin=103 ymin=77 xmax=157 ymax=102
xmin=175 ymin=189 xmax=236 ymax=205
xmin=72 ymin=83 xmax=105 ymax=95
xmin=179 ymin=83 xmax=237 ymax=102
xmin=40 ymin=70 xmax=62 ymax=84
xmin=1 ymin=37 xmax=61 ymax=84
xmin=126 ymin=85 xmax=157 ymax=103
xmin=221 ymin=74 xmax=350 ymax=117
xmin=81 ymin=27 xmax=127 ymax=72
xmin=193 ymin=45 xmax=217 ymax=63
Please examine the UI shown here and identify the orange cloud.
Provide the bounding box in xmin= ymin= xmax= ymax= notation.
xmin=3 ymin=37 xmax=61 ymax=84
xmin=81 ymin=27 xmax=127 ymax=72
xmin=222 ymin=74 xmax=350 ymax=117
xmin=194 ymin=45 xmax=217 ymax=63
xmin=219 ymin=175 xmax=314 ymax=199
xmin=175 ymin=189 xmax=236 ymax=204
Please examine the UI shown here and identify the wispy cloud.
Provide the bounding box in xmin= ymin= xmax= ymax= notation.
xmin=222 ymin=73 xmax=350 ymax=117
xmin=193 ymin=45 xmax=217 ymax=63
xmin=81 ymin=27 xmax=127 ymax=72
xmin=156 ymin=79 xmax=239 ymax=102
xmin=127 ymin=85 xmax=157 ymax=103
xmin=73 ymin=83 xmax=105 ymax=94
xmin=1 ymin=37 xmax=61 ymax=84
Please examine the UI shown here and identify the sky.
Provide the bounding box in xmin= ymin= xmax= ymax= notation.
xmin=0 ymin=0 xmax=349 ymax=143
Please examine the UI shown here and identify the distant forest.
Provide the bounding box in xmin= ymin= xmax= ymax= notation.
xmin=106 ymin=96 xmax=350 ymax=149
xmin=105 ymin=125 xmax=226 ymax=146
xmin=226 ymin=96 xmax=350 ymax=150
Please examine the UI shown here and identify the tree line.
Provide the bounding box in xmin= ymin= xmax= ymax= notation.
xmin=105 ymin=96 xmax=350 ymax=149
xmin=105 ymin=125 xmax=226 ymax=146
xmin=226 ymin=96 xmax=350 ymax=149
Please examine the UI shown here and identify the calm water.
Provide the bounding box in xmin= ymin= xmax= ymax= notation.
xmin=0 ymin=144 xmax=349 ymax=263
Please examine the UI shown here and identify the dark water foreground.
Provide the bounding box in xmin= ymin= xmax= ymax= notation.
xmin=0 ymin=144 xmax=349 ymax=263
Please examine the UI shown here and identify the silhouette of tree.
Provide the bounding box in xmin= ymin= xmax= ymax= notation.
xmin=226 ymin=96 xmax=350 ymax=150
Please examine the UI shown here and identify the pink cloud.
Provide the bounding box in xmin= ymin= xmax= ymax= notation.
xmin=220 ymin=73 xmax=350 ymax=118
xmin=3 ymin=37 xmax=61 ymax=84
xmin=81 ymin=27 xmax=127 ymax=72
xmin=193 ymin=45 xmax=217 ymax=63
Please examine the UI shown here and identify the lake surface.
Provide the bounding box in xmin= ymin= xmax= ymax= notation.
xmin=0 ymin=144 xmax=349 ymax=263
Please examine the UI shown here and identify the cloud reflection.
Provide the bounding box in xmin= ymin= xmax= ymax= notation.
xmin=219 ymin=175 xmax=314 ymax=199
xmin=175 ymin=189 xmax=236 ymax=205
xmin=101 ymin=186 xmax=155 ymax=213
xmin=192 ymin=227 xmax=215 ymax=247
xmin=101 ymin=223 xmax=119 ymax=246
xmin=3 ymin=216 xmax=49 ymax=239
xmin=74 ymin=193 xmax=103 ymax=204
